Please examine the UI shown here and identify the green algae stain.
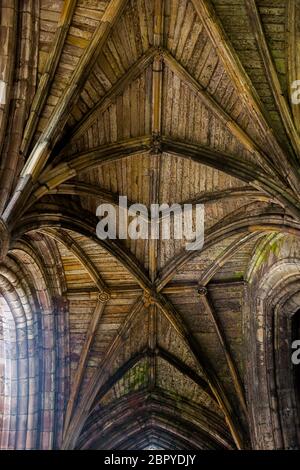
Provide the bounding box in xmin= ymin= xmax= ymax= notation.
xmin=233 ymin=271 xmax=244 ymax=280
xmin=255 ymin=236 xmax=281 ymax=271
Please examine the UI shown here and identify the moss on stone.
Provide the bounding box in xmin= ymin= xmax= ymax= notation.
xmin=255 ymin=236 xmax=281 ymax=270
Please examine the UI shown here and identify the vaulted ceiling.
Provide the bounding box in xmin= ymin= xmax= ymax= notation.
xmin=0 ymin=0 xmax=300 ymax=450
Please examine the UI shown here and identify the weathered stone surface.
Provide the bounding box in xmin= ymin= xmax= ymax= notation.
xmin=0 ymin=219 xmax=9 ymax=262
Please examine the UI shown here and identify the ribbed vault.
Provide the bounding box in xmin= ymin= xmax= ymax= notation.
xmin=0 ymin=0 xmax=300 ymax=450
